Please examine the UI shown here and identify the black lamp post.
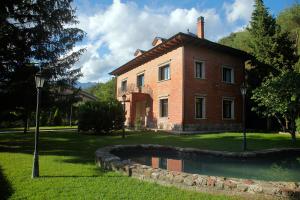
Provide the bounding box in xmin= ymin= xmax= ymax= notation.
xmin=121 ymin=94 xmax=127 ymax=139
xmin=32 ymin=70 xmax=45 ymax=178
xmin=240 ymin=83 xmax=247 ymax=151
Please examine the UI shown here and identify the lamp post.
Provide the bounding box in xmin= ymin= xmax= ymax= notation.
xmin=121 ymin=94 xmax=127 ymax=139
xmin=32 ymin=70 xmax=45 ymax=178
xmin=240 ymin=83 xmax=247 ymax=151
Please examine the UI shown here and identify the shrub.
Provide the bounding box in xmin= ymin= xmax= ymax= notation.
xmin=78 ymin=100 xmax=125 ymax=134
xmin=296 ymin=117 xmax=300 ymax=133
xmin=134 ymin=117 xmax=143 ymax=130
xmin=53 ymin=108 xmax=62 ymax=126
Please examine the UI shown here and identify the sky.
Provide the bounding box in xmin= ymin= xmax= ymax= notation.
xmin=73 ymin=0 xmax=295 ymax=83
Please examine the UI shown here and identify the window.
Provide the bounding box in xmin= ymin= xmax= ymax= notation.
xmin=195 ymin=61 xmax=204 ymax=79
xmin=223 ymin=99 xmax=234 ymax=119
xmin=195 ymin=97 xmax=205 ymax=119
xmin=222 ymin=66 xmax=234 ymax=83
xmin=160 ymin=98 xmax=168 ymax=117
xmin=137 ymin=73 xmax=144 ymax=87
xmin=159 ymin=158 xmax=167 ymax=169
xmin=121 ymin=80 xmax=127 ymax=92
xmin=158 ymin=64 xmax=170 ymax=81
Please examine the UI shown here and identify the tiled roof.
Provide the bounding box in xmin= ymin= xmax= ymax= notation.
xmin=109 ymin=32 xmax=252 ymax=76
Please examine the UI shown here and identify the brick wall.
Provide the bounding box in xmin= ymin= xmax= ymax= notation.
xmin=116 ymin=47 xmax=184 ymax=130
xmin=116 ymin=44 xmax=244 ymax=132
xmin=183 ymin=44 xmax=244 ymax=131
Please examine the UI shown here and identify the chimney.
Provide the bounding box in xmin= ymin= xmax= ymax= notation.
xmin=197 ymin=16 xmax=205 ymax=39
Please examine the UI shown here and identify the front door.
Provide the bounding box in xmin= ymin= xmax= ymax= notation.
xmin=135 ymin=101 xmax=146 ymax=126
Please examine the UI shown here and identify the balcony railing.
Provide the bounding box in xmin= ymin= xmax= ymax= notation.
xmin=117 ymin=83 xmax=153 ymax=97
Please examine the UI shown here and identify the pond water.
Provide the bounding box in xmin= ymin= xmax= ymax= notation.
xmin=118 ymin=152 xmax=300 ymax=182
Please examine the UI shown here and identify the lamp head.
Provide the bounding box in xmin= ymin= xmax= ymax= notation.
xmin=122 ymin=94 xmax=127 ymax=102
xmin=240 ymin=83 xmax=247 ymax=95
xmin=35 ymin=71 xmax=45 ymax=88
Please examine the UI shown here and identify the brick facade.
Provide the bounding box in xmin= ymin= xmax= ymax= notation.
xmin=111 ymin=18 xmax=249 ymax=132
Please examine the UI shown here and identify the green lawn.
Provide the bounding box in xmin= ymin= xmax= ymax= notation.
xmin=0 ymin=130 xmax=299 ymax=200
xmin=0 ymin=126 xmax=77 ymax=132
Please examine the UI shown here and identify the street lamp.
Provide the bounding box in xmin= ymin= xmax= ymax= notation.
xmin=32 ymin=70 xmax=45 ymax=178
xmin=240 ymin=83 xmax=247 ymax=151
xmin=121 ymin=94 xmax=127 ymax=139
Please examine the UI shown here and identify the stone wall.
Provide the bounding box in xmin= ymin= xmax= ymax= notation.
xmin=95 ymin=145 xmax=300 ymax=199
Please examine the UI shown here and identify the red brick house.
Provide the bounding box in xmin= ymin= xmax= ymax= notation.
xmin=109 ymin=17 xmax=250 ymax=132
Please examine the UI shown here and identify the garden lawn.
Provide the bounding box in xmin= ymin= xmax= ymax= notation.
xmin=0 ymin=131 xmax=299 ymax=200
xmin=0 ymin=126 xmax=77 ymax=132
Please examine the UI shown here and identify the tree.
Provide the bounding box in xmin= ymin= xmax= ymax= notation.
xmin=277 ymin=3 xmax=300 ymax=72
xmin=86 ymin=78 xmax=116 ymax=102
xmin=218 ymin=31 xmax=251 ymax=53
xmin=247 ymin=0 xmax=298 ymax=76
xmin=277 ymin=3 xmax=300 ymax=51
xmin=0 ymin=0 xmax=85 ymax=130
xmin=249 ymin=0 xmax=300 ymax=136
xmin=251 ymin=71 xmax=300 ymax=142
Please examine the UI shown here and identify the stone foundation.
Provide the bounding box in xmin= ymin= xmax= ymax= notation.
xmin=95 ymin=145 xmax=300 ymax=199
xmin=182 ymin=123 xmax=242 ymax=132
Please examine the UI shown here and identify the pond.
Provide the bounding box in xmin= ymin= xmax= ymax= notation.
xmin=117 ymin=151 xmax=300 ymax=182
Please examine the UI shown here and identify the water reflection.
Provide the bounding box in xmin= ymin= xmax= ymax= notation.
xmin=151 ymin=157 xmax=183 ymax=172
xmin=126 ymin=155 xmax=300 ymax=182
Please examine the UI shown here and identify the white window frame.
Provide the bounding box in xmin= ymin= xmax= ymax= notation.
xmin=136 ymin=73 xmax=145 ymax=87
xmin=194 ymin=60 xmax=205 ymax=79
xmin=222 ymin=66 xmax=234 ymax=84
xmin=195 ymin=96 xmax=206 ymax=119
xmin=121 ymin=79 xmax=128 ymax=92
xmin=159 ymin=98 xmax=168 ymax=118
xmin=222 ymin=97 xmax=235 ymax=120
xmin=158 ymin=64 xmax=170 ymax=82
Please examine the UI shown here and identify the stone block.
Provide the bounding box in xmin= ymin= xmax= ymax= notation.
xmin=224 ymin=180 xmax=237 ymax=190
xmin=151 ymin=172 xmax=160 ymax=179
xmin=243 ymin=179 xmax=254 ymax=185
xmin=237 ymin=184 xmax=248 ymax=192
xmin=195 ymin=176 xmax=207 ymax=186
xmin=248 ymin=184 xmax=263 ymax=194
xmin=215 ymin=181 xmax=224 ymax=190
xmin=207 ymin=177 xmax=217 ymax=187
xmin=174 ymin=175 xmax=184 ymax=183
xmin=184 ymin=175 xmax=195 ymax=186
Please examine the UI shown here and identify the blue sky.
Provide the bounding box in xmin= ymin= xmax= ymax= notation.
xmin=73 ymin=0 xmax=295 ymax=83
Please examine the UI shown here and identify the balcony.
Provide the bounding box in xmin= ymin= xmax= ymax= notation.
xmin=117 ymin=83 xmax=153 ymax=97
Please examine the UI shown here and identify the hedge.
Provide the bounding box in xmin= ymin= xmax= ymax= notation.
xmin=78 ymin=100 xmax=125 ymax=134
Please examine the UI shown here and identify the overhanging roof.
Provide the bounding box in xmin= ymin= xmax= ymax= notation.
xmin=109 ymin=32 xmax=252 ymax=76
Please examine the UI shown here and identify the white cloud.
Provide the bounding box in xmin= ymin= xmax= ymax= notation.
xmin=75 ymin=0 xmax=251 ymax=83
xmin=224 ymin=0 xmax=254 ymax=23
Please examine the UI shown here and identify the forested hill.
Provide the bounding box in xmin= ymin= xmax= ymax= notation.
xmin=219 ymin=4 xmax=300 ymax=56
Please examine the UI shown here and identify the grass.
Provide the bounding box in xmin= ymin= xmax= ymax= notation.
xmin=0 ymin=126 xmax=77 ymax=132
xmin=0 ymin=130 xmax=299 ymax=200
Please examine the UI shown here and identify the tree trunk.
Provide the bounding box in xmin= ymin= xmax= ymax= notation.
xmin=23 ymin=115 xmax=28 ymax=134
xmin=285 ymin=117 xmax=289 ymax=131
xmin=275 ymin=115 xmax=285 ymax=132
xmin=267 ymin=118 xmax=271 ymax=130
xmin=26 ymin=118 xmax=30 ymax=131
xmin=290 ymin=116 xmax=297 ymax=143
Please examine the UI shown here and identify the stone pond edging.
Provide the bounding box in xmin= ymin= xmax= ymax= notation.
xmin=95 ymin=144 xmax=300 ymax=199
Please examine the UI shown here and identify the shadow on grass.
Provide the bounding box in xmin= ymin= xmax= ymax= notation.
xmin=41 ymin=175 xmax=102 ymax=178
xmin=0 ymin=131 xmax=299 ymax=167
xmin=0 ymin=167 xmax=13 ymax=200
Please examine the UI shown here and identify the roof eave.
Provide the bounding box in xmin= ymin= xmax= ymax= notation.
xmin=109 ymin=33 xmax=252 ymax=76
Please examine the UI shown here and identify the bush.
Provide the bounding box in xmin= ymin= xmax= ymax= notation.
xmin=78 ymin=100 xmax=125 ymax=134
xmin=134 ymin=117 xmax=143 ymax=130
xmin=296 ymin=117 xmax=300 ymax=133
xmin=53 ymin=108 xmax=63 ymax=126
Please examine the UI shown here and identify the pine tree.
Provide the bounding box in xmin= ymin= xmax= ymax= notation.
xmin=247 ymin=0 xmax=298 ymax=77
xmin=0 ymin=0 xmax=85 ymax=129
xmin=249 ymin=0 xmax=300 ymax=138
